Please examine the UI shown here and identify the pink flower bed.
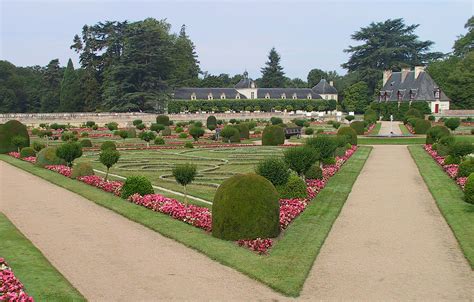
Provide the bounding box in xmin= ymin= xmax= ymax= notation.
xmin=406 ymin=124 xmax=415 ymax=134
xmin=44 ymin=165 xmax=72 ymax=177
xmin=0 ymin=258 xmax=34 ymax=302
xmin=7 ymin=152 xmax=20 ymax=159
xmin=237 ymin=238 xmax=273 ymax=254
xmin=77 ymin=175 xmax=123 ymax=196
xmin=7 ymin=153 xmax=36 ymax=164
xmin=424 ymin=144 xmax=465 ymax=190
xmin=365 ymin=123 xmax=376 ymax=134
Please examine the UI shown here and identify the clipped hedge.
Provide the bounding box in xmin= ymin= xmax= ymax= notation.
xmin=212 ymin=174 xmax=280 ymax=241
xmin=262 ymin=125 xmax=285 ymax=146
xmin=414 ymin=119 xmax=431 ymax=134
xmin=156 ymin=115 xmax=170 ymax=126
xmin=0 ymin=120 xmax=29 ymax=153
xmin=277 ymin=174 xmax=308 ymax=199
xmin=304 ymin=164 xmax=323 ymax=180
xmin=337 ymin=127 xmax=357 ymax=145
xmin=19 ymin=147 xmax=35 ymax=158
xmin=426 ymin=125 xmax=450 ymax=144
xmin=233 ymin=123 xmax=250 ymax=139
xmin=100 ymin=141 xmax=117 ymax=151
xmin=80 ymin=139 xmax=93 ymax=147
xmin=35 ymin=147 xmax=66 ymax=167
xmin=71 ymin=162 xmax=94 ymax=179
xmin=350 ymin=121 xmax=365 ymax=135
xmin=121 ymin=176 xmax=154 ymax=199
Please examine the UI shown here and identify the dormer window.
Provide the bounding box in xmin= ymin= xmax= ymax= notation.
xmin=434 ymin=87 xmax=440 ymax=100
xmin=292 ymin=93 xmax=297 ymax=99
xmin=235 ymin=94 xmax=241 ymax=99
xmin=409 ymin=89 xmax=417 ymax=100
xmin=281 ymin=93 xmax=286 ymax=99
xmin=307 ymin=94 xmax=312 ymax=100
xmin=397 ymin=91 xmax=403 ymax=101
xmin=191 ymin=93 xmax=196 ymax=100
xmin=265 ymin=93 xmax=270 ymax=99
xmin=208 ymin=93 xmax=213 ymax=100
xmin=220 ymin=93 xmax=226 ymax=99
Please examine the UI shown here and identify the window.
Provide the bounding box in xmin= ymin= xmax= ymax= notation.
xmin=236 ymin=94 xmax=240 ymax=99
xmin=307 ymin=94 xmax=312 ymax=99
xmin=191 ymin=93 xmax=196 ymax=100
xmin=251 ymin=92 xmax=255 ymax=99
xmin=292 ymin=93 xmax=297 ymax=99
xmin=281 ymin=93 xmax=286 ymax=99
xmin=434 ymin=88 xmax=440 ymax=100
xmin=397 ymin=91 xmax=402 ymax=101
xmin=324 ymin=95 xmax=328 ymax=100
xmin=265 ymin=93 xmax=270 ymax=99
xmin=220 ymin=93 xmax=225 ymax=99
xmin=208 ymin=93 xmax=213 ymax=100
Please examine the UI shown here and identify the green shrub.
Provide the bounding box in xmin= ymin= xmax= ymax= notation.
xmin=426 ymin=125 xmax=450 ymax=144
xmin=335 ymin=147 xmax=346 ymax=157
xmin=172 ymin=163 xmax=197 ymax=203
xmin=220 ymin=126 xmax=239 ymax=143
xmin=19 ymin=147 xmax=35 ymax=158
xmin=85 ymin=121 xmax=96 ymax=128
xmin=106 ymin=122 xmax=118 ymax=131
xmin=212 ymin=174 xmax=280 ymax=240
xmin=150 ymin=123 xmax=165 ymax=133
xmin=306 ymin=135 xmax=337 ymax=159
xmin=444 ymin=118 xmax=461 ymax=131
xmin=35 ymin=147 xmax=66 ymax=167
xmin=139 ymin=131 xmax=156 ymax=146
xmin=458 ymin=158 xmax=474 ymax=177
xmin=0 ymin=120 xmax=29 ymax=153
xmin=405 ymin=108 xmax=424 ymax=119
xmin=156 ymin=115 xmax=170 ymax=126
xmin=234 ymin=123 xmax=250 ymax=139
xmin=126 ymin=128 xmax=136 ymax=138
xmin=277 ymin=174 xmax=307 ymax=199
xmin=56 ymin=142 xmax=83 ymax=167
xmin=437 ymin=144 xmax=451 ymax=156
xmin=345 ymin=115 xmax=355 ymax=122
xmin=207 ymin=116 xmax=217 ymax=128
xmin=61 ymin=132 xmax=77 ymax=142
xmin=255 ymin=157 xmax=290 ymax=186
xmin=32 ymin=141 xmax=46 ymax=152
xmin=407 ymin=117 xmax=419 ymax=127
xmin=80 ymin=139 xmax=93 ymax=147
xmin=99 ymin=149 xmax=120 ymax=180
xmin=305 ymin=164 xmax=323 ymax=179
xmin=132 ymin=119 xmax=143 ymax=126
xmin=464 ymin=173 xmax=474 ymax=204
xmin=184 ymin=142 xmax=194 ymax=148
xmin=449 ymin=142 xmax=474 ymax=158
xmin=162 ymin=126 xmax=172 ymax=136
xmin=304 ymin=127 xmax=314 ymax=135
xmin=175 ymin=127 xmax=184 ymax=133
xmin=262 ymin=125 xmax=285 ymax=146
xmin=189 ymin=126 xmax=205 ymax=141
xmin=92 ymin=125 xmax=98 ymax=130
xmin=428 ymin=115 xmax=435 ymax=121
xmin=101 ymin=141 xmax=117 ymax=151
xmin=81 ymin=132 xmax=89 ymax=137
xmin=294 ymin=119 xmax=306 ymax=127
xmin=443 ymin=155 xmax=461 ymax=165
xmin=414 ymin=119 xmax=431 ymax=134
xmin=71 ymin=162 xmax=94 ymax=179
xmin=121 ymin=176 xmax=154 ymax=199
xmin=154 ymin=137 xmax=165 ymax=145
xmin=270 ymin=117 xmax=283 ymax=125
xmin=350 ymin=121 xmax=365 ymax=135
xmin=284 ymin=146 xmax=320 ymax=176
xmin=136 ymin=123 xmax=146 ymax=130
xmin=179 ymin=132 xmax=189 ymax=139
xmin=364 ymin=108 xmax=377 ymax=124
xmin=322 ymin=157 xmax=336 ymax=165
xmin=337 ymin=127 xmax=357 ymax=145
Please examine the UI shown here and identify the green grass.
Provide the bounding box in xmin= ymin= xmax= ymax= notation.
xmin=399 ymin=123 xmax=411 ymax=135
xmin=369 ymin=122 xmax=381 ymax=135
xmin=408 ymin=146 xmax=474 ymax=268
xmin=0 ymin=146 xmax=371 ymax=297
xmin=0 ymin=213 xmax=85 ymax=300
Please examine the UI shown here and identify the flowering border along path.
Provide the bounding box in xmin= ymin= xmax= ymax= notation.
xmin=423 ymin=145 xmax=467 ymax=189
xmin=7 ymin=146 xmax=356 ymax=254
xmin=0 ymin=258 xmax=33 ymax=302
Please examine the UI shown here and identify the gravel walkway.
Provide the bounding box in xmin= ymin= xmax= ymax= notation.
xmin=300 ymin=145 xmax=474 ymax=300
xmin=0 ymin=161 xmax=284 ymax=301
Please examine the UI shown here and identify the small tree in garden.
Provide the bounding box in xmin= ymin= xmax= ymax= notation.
xmin=172 ymin=163 xmax=197 ymax=203
xmin=118 ymin=130 xmax=129 ymax=140
xmin=56 ymin=142 xmax=83 ymax=167
xmin=156 ymin=115 xmax=170 ymax=126
xmin=136 ymin=123 xmax=146 ymax=131
xmin=38 ymin=130 xmax=53 ymax=146
xmin=150 ymin=123 xmax=165 ymax=134
xmin=99 ymin=149 xmax=120 ymax=181
xmin=208 ymin=124 xmax=216 ymax=131
xmin=345 ymin=115 xmax=355 ymax=122
xmin=189 ymin=126 xmax=205 ymax=141
xmin=11 ymin=136 xmax=28 ymax=152
xmin=284 ymin=146 xmax=320 ymax=178
xmin=221 ymin=126 xmax=239 ymax=143
xmin=107 ymin=122 xmax=118 ymax=131
xmin=255 ymin=157 xmax=290 ymax=186
xmin=85 ymin=121 xmax=95 ymax=128
xmin=132 ymin=119 xmax=143 ymax=126
xmin=138 ymin=131 xmax=156 ymax=147
xmin=444 ymin=118 xmax=461 ymax=131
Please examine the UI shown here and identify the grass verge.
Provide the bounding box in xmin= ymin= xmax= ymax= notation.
xmin=399 ymin=123 xmax=411 ymax=134
xmin=0 ymin=147 xmax=371 ymax=297
xmin=369 ymin=122 xmax=381 ymax=135
xmin=408 ymin=145 xmax=474 ymax=268
xmin=0 ymin=213 xmax=85 ymax=300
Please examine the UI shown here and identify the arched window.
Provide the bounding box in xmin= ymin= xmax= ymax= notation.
xmin=292 ymin=93 xmax=297 ymax=99
xmin=220 ymin=93 xmax=226 ymax=99
xmin=235 ymin=94 xmax=241 ymax=99
xmin=265 ymin=93 xmax=270 ymax=99
xmin=208 ymin=93 xmax=213 ymax=100
xmin=281 ymin=93 xmax=286 ymax=99
xmin=191 ymin=93 xmax=196 ymax=100
xmin=307 ymin=94 xmax=312 ymax=100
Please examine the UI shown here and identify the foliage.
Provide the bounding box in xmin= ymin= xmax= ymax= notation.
xmin=343 ymin=81 xmax=370 ymax=113
xmin=212 ymin=173 xmax=280 ymax=240
xmin=337 ymin=127 xmax=358 ymax=145
xmin=135 ymin=123 xmax=146 ymax=130
xmin=154 ymin=137 xmax=165 ymax=145
xmin=426 ymin=125 xmax=451 ymax=144
xmin=304 ymin=127 xmax=314 ymax=135
xmin=11 ymin=136 xmax=28 ymax=152
xmin=19 ymin=147 xmax=35 ymax=158
xmin=444 ymin=118 xmax=461 ymax=131
xmin=59 ymin=59 xmax=82 ymax=112
xmin=0 ymin=120 xmax=29 ymax=153
xmin=120 ymin=175 xmax=154 ymax=199
xmin=464 ymin=173 xmax=474 ymax=204
xmin=255 ymin=157 xmax=290 ymax=186
xmin=220 ymin=126 xmax=239 ymax=143
xmin=80 ymin=139 xmax=93 ymax=147
xmin=206 ymin=115 xmax=217 ymax=128
xmin=444 ymin=155 xmax=461 ymax=165
xmin=162 ymin=126 xmax=172 ymax=136
xmin=306 ymin=135 xmax=338 ymax=160
xmin=100 ymin=141 xmax=117 ymax=151
xmin=307 ymin=68 xmax=329 ymax=87
xmin=260 ymin=47 xmax=285 ymax=88
xmin=32 ymin=141 xmax=46 ymax=152
xmin=458 ymin=158 xmax=474 ymax=178
xmin=345 ymin=115 xmax=355 ymax=122
xmin=184 ymin=142 xmax=194 ymax=148
xmin=449 ymin=142 xmax=474 ymax=158
xmin=179 ymin=132 xmax=189 ymax=139
xmin=405 ymin=108 xmax=424 ymax=120
xmin=156 ymin=115 xmax=170 ymax=126
xmin=107 ymin=122 xmax=118 ymax=131
xmin=132 ymin=119 xmax=142 ymax=126
xmin=71 ymin=162 xmax=94 ymax=179
xmin=262 ymin=125 xmax=285 ymax=146
xmin=98 ymin=148 xmax=120 ymax=180
xmin=277 ymin=174 xmax=308 ymax=199
xmin=35 ymin=147 xmax=66 ymax=167
xmin=138 ymin=131 xmax=157 ymax=145
xmin=150 ymin=123 xmax=165 ymax=133
xmin=414 ymin=119 xmax=431 ymax=134
xmin=270 ymin=117 xmax=283 ymax=125
xmin=117 ymin=130 xmax=129 ymax=139
xmin=188 ymin=126 xmax=205 ymax=141
xmin=233 ymin=123 xmax=250 ymax=139
xmin=363 ymin=108 xmax=377 ymax=124
xmin=56 ymin=142 xmax=83 ymax=167
xmin=349 ymin=121 xmax=365 ymax=135
xmin=284 ymin=146 xmax=320 ymax=177
xmin=305 ymin=164 xmax=323 ymax=180
xmin=172 ymin=163 xmax=197 ymax=202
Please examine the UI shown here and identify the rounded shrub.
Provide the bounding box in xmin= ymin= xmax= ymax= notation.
xmin=277 ymin=174 xmax=307 ymax=199
xmin=162 ymin=126 xmax=172 ymax=136
xmin=405 ymin=108 xmax=424 ymax=119
xmin=80 ymin=139 xmax=93 ymax=148
xmin=121 ymin=176 xmax=154 ymax=199
xmin=458 ymin=158 xmax=474 ymax=178
xmin=179 ymin=132 xmax=188 ymax=139
xmin=262 ymin=125 xmax=285 ymax=146
xmin=444 ymin=118 xmax=461 ymax=131
xmin=156 ymin=115 xmax=170 ymax=126
xmin=207 ymin=116 xmax=217 ymax=128
xmin=270 ymin=117 xmax=283 ymax=125
xmin=184 ymin=142 xmax=194 ymax=148
xmin=364 ymin=109 xmax=377 ymax=124
xmin=126 ymin=128 xmax=136 ymax=138
xmin=234 ymin=123 xmax=250 ymax=139
xmin=212 ymin=173 xmax=280 ymax=240
xmin=56 ymin=142 xmax=83 ymax=167
xmin=0 ymin=120 xmax=30 ymax=153
xmin=304 ymin=127 xmax=314 ymax=135
xmin=71 ymin=162 xmax=94 ymax=179
xmin=305 ymin=164 xmax=323 ymax=180
xmin=337 ymin=127 xmax=357 ymax=145
xmin=150 ymin=123 xmax=165 ymax=133
xmin=426 ymin=125 xmax=450 ymax=144
xmin=154 ymin=137 xmax=165 ymax=145
xmin=464 ymin=173 xmax=474 ymax=204
xmin=35 ymin=147 xmax=66 ymax=167
xmin=449 ymin=142 xmax=474 ymax=158
xmin=414 ymin=119 xmax=431 ymax=134
xmin=322 ymin=157 xmax=336 ymax=165
xmin=350 ymin=121 xmax=365 ymax=135
xmin=20 ymin=147 xmax=35 ymax=158
xmin=175 ymin=127 xmax=184 ymax=133
xmin=306 ymin=135 xmax=337 ymax=160
xmin=101 ymin=141 xmax=117 ymax=151
xmin=32 ymin=141 xmax=46 ymax=152
xmin=444 ymin=155 xmax=461 ymax=165
xmin=255 ymin=157 xmax=290 ymax=186
xmin=335 ymin=147 xmax=346 ymax=157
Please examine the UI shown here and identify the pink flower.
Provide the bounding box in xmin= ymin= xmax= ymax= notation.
xmin=0 ymin=258 xmax=34 ymax=301
xmin=77 ymin=175 xmax=123 ymax=196
xmin=44 ymin=165 xmax=72 ymax=177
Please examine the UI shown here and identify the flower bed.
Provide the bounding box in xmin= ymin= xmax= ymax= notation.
xmin=77 ymin=175 xmax=123 ymax=196
xmin=44 ymin=165 xmax=72 ymax=178
xmin=424 ymin=144 xmax=464 ymax=190
xmin=7 ymin=152 xmax=36 ymax=164
xmin=0 ymin=258 xmax=34 ymax=302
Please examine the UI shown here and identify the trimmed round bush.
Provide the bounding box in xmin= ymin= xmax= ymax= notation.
xmin=220 ymin=126 xmax=240 ymax=143
xmin=426 ymin=125 xmax=450 ymax=144
xmin=234 ymin=123 xmax=249 ymax=139
xmin=306 ymin=135 xmax=337 ymax=159
xmin=184 ymin=142 xmax=194 ymax=148
xmin=444 ymin=155 xmax=461 ymax=165
xmin=277 ymin=174 xmax=307 ymax=199
xmin=350 ymin=121 xmax=365 ymax=135
xmin=255 ymin=157 xmax=290 ymax=186
xmin=35 ymin=147 xmax=66 ymax=167
xmin=32 ymin=141 xmax=46 ymax=152
xmin=270 ymin=117 xmax=283 ymax=125
xmin=101 ymin=141 xmax=117 ymax=151
xmin=335 ymin=147 xmax=346 ymax=157
xmin=121 ymin=176 xmax=154 ymax=199
xmin=179 ymin=132 xmax=189 ymax=139
xmin=464 ymin=173 xmax=474 ymax=204
xmin=156 ymin=115 xmax=170 ymax=126
xmin=337 ymin=127 xmax=357 ymax=145
xmin=414 ymin=119 xmax=431 ymax=134
xmin=458 ymin=158 xmax=474 ymax=177
xmin=405 ymin=108 xmax=424 ymax=119
xmin=212 ymin=174 xmax=280 ymax=240
xmin=304 ymin=127 xmax=314 ymax=135
xmin=305 ymin=164 xmax=323 ymax=180
xmin=80 ymin=139 xmax=93 ymax=147
xmin=364 ymin=109 xmax=377 ymax=124
xmin=322 ymin=157 xmax=336 ymax=165
xmin=262 ymin=125 xmax=285 ymax=146
xmin=189 ymin=126 xmax=205 ymax=141
xmin=444 ymin=118 xmax=461 ymax=131
xmin=20 ymin=147 xmax=35 ymax=158
xmin=162 ymin=126 xmax=172 ymax=136
xmin=150 ymin=123 xmax=165 ymax=133
xmin=175 ymin=127 xmax=184 ymax=133
xmin=154 ymin=137 xmax=165 ymax=145
xmin=0 ymin=120 xmax=30 ymax=153
xmin=56 ymin=142 xmax=83 ymax=167
xmin=207 ymin=116 xmax=217 ymax=128
xmin=71 ymin=162 xmax=94 ymax=179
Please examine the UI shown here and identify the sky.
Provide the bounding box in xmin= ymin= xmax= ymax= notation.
xmin=1 ymin=0 xmax=473 ymax=80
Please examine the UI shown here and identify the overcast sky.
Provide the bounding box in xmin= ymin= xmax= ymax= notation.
xmin=1 ymin=0 xmax=472 ymax=79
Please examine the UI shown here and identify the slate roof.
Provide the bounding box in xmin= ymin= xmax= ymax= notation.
xmin=173 ymin=88 xmax=246 ymax=100
xmin=380 ymin=70 xmax=450 ymax=102
xmin=234 ymin=78 xmax=256 ymax=89
xmin=312 ymin=79 xmax=338 ymax=94
xmin=257 ymin=88 xmax=322 ymax=99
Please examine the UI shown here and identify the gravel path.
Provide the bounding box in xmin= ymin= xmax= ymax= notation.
xmin=0 ymin=161 xmax=284 ymax=301
xmin=300 ymin=145 xmax=474 ymax=300
xmin=379 ymin=120 xmax=402 ymax=135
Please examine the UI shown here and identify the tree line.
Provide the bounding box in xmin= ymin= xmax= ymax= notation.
xmin=0 ymin=17 xmax=472 ymax=113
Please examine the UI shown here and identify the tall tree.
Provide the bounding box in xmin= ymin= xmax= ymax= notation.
xmin=40 ymin=59 xmax=62 ymax=112
xmin=453 ymin=16 xmax=474 ymax=57
xmin=307 ymin=68 xmax=328 ymax=87
xmin=342 ymin=18 xmax=443 ymax=94
xmin=170 ymin=25 xmax=201 ymax=87
xmin=60 ymin=59 xmax=82 ymax=112
xmin=343 ymin=81 xmax=370 ymax=113
xmin=260 ymin=47 xmax=285 ymax=87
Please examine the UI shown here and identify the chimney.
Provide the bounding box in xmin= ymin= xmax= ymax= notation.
xmin=382 ymin=70 xmax=392 ymax=86
xmin=329 ymin=81 xmax=334 ymax=87
xmin=414 ymin=66 xmax=425 ymax=79
xmin=401 ymin=67 xmax=410 ymax=82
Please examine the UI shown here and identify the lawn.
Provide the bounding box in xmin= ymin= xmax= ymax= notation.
xmin=368 ymin=122 xmax=381 ymax=135
xmin=0 ymin=213 xmax=85 ymax=300
xmin=408 ymin=146 xmax=474 ymax=268
xmin=399 ymin=123 xmax=411 ymax=135
xmin=0 ymin=146 xmax=371 ymax=297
